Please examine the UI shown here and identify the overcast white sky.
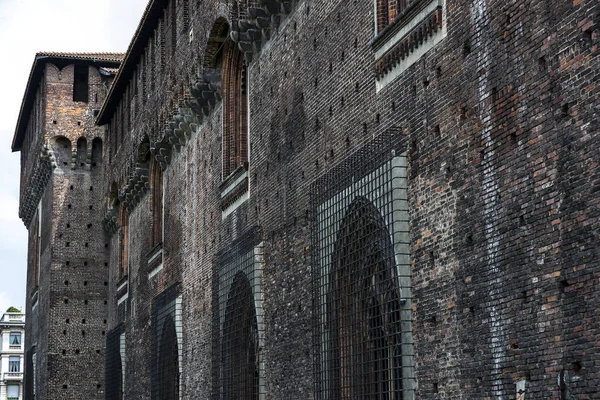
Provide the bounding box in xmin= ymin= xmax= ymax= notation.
xmin=0 ymin=0 xmax=148 ymax=313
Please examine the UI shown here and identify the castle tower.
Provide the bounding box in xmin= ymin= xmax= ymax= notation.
xmin=12 ymin=52 xmax=123 ymax=400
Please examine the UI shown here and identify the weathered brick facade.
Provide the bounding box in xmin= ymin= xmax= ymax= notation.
xmin=13 ymin=53 xmax=122 ymax=399
xmin=14 ymin=0 xmax=600 ymax=398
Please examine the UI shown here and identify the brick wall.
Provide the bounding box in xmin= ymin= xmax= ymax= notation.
xmin=21 ymin=62 xmax=113 ymax=399
xmin=97 ymin=0 xmax=600 ymax=398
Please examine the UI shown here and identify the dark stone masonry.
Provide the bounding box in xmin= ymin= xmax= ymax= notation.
xmin=12 ymin=0 xmax=600 ymax=399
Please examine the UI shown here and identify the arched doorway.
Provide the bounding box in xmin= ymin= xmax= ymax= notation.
xmin=222 ymin=271 xmax=259 ymax=400
xmin=327 ymin=196 xmax=404 ymax=399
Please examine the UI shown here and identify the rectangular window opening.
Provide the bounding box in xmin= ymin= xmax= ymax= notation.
xmin=73 ymin=65 xmax=89 ymax=103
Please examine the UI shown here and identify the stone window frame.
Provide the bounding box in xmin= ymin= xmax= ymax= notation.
xmin=9 ymin=356 xmax=21 ymax=372
xmin=373 ymin=0 xmax=448 ymax=92
xmin=6 ymin=384 xmax=20 ymax=400
xmin=9 ymin=332 xmax=22 ymax=346
xmin=312 ymin=133 xmax=415 ymax=400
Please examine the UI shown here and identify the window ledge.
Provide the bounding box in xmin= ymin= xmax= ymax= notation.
xmin=147 ymin=243 xmax=163 ymax=266
xmin=371 ymin=0 xmax=427 ymax=50
xmin=220 ymin=164 xmax=250 ymax=219
xmin=373 ymin=0 xmax=447 ymax=92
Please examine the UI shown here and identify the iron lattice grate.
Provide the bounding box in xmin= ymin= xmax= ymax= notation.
xmin=212 ymin=228 xmax=264 ymax=400
xmin=151 ymin=283 xmax=182 ymax=400
xmin=311 ymin=129 xmax=414 ymax=400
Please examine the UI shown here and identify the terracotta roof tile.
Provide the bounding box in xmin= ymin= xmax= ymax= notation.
xmin=36 ymin=52 xmax=125 ymax=62
xmin=100 ymin=67 xmax=120 ymax=75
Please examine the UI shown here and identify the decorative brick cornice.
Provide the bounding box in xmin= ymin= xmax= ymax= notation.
xmin=19 ymin=145 xmax=56 ymax=227
xmin=375 ymin=6 xmax=443 ymax=80
xmin=103 ymin=207 xmax=120 ymax=236
xmin=231 ymin=0 xmax=297 ymax=63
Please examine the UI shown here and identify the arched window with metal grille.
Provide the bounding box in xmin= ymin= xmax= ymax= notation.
xmin=327 ymin=196 xmax=404 ymax=399
xmin=221 ymin=38 xmax=248 ymax=178
xmin=222 ymin=271 xmax=259 ymax=400
xmin=312 ymin=132 xmax=414 ymax=400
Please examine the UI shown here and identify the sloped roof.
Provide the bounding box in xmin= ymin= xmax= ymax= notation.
xmin=35 ymin=52 xmax=125 ymax=62
xmin=12 ymin=52 xmax=124 ymax=152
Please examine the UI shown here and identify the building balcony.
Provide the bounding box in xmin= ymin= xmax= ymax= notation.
xmin=3 ymin=372 xmax=23 ymax=381
xmin=8 ymin=345 xmax=22 ymax=350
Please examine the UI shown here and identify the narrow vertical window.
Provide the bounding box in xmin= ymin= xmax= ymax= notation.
xmin=76 ymin=137 xmax=87 ymax=167
xmin=91 ymin=138 xmax=103 ymax=167
xmin=222 ymin=40 xmax=248 ymax=178
xmin=119 ymin=205 xmax=129 ymax=279
xmin=150 ymin=157 xmax=164 ymax=247
xmin=31 ymin=205 xmax=41 ymax=291
xmin=73 ymin=65 xmax=89 ymax=102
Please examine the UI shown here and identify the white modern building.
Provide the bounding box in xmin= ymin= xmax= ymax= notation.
xmin=0 ymin=312 xmax=24 ymax=400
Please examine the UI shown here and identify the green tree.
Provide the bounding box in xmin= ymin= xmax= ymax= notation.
xmin=6 ymin=306 xmax=21 ymax=313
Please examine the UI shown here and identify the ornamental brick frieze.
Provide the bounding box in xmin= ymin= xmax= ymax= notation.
xmin=375 ymin=6 xmax=443 ymax=80
xmin=103 ymin=207 xmax=120 ymax=236
xmin=118 ymin=165 xmax=149 ymax=214
xmin=231 ymin=0 xmax=296 ymax=63
xmin=19 ymin=145 xmax=56 ymax=227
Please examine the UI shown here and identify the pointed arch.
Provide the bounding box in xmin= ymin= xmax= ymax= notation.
xmin=221 ymin=39 xmax=248 ymax=178
xmin=222 ymin=271 xmax=259 ymax=400
xmin=202 ymin=17 xmax=249 ymax=179
xmin=327 ymin=196 xmax=404 ymax=399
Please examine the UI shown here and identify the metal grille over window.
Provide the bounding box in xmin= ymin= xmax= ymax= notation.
xmin=105 ymin=324 xmax=125 ymax=400
xmin=311 ymin=130 xmax=415 ymax=400
xmin=151 ymin=284 xmax=182 ymax=400
xmin=213 ymin=231 xmax=264 ymax=400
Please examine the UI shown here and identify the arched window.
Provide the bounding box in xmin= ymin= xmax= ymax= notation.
xmin=150 ymin=156 xmax=163 ymax=247
xmin=158 ymin=315 xmax=179 ymax=400
xmin=326 ymin=196 xmax=404 ymax=399
xmin=221 ymin=39 xmax=248 ymax=178
xmin=222 ymin=272 xmax=259 ymax=400
xmin=49 ymin=136 xmax=72 ymax=167
xmin=91 ymin=138 xmax=103 ymax=167
xmin=76 ymin=137 xmax=87 ymax=168
xmin=205 ymin=18 xmax=248 ymax=179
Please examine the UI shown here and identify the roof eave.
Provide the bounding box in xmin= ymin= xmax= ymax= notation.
xmin=12 ymin=55 xmax=123 ymax=152
xmin=97 ymin=0 xmax=166 ymax=126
